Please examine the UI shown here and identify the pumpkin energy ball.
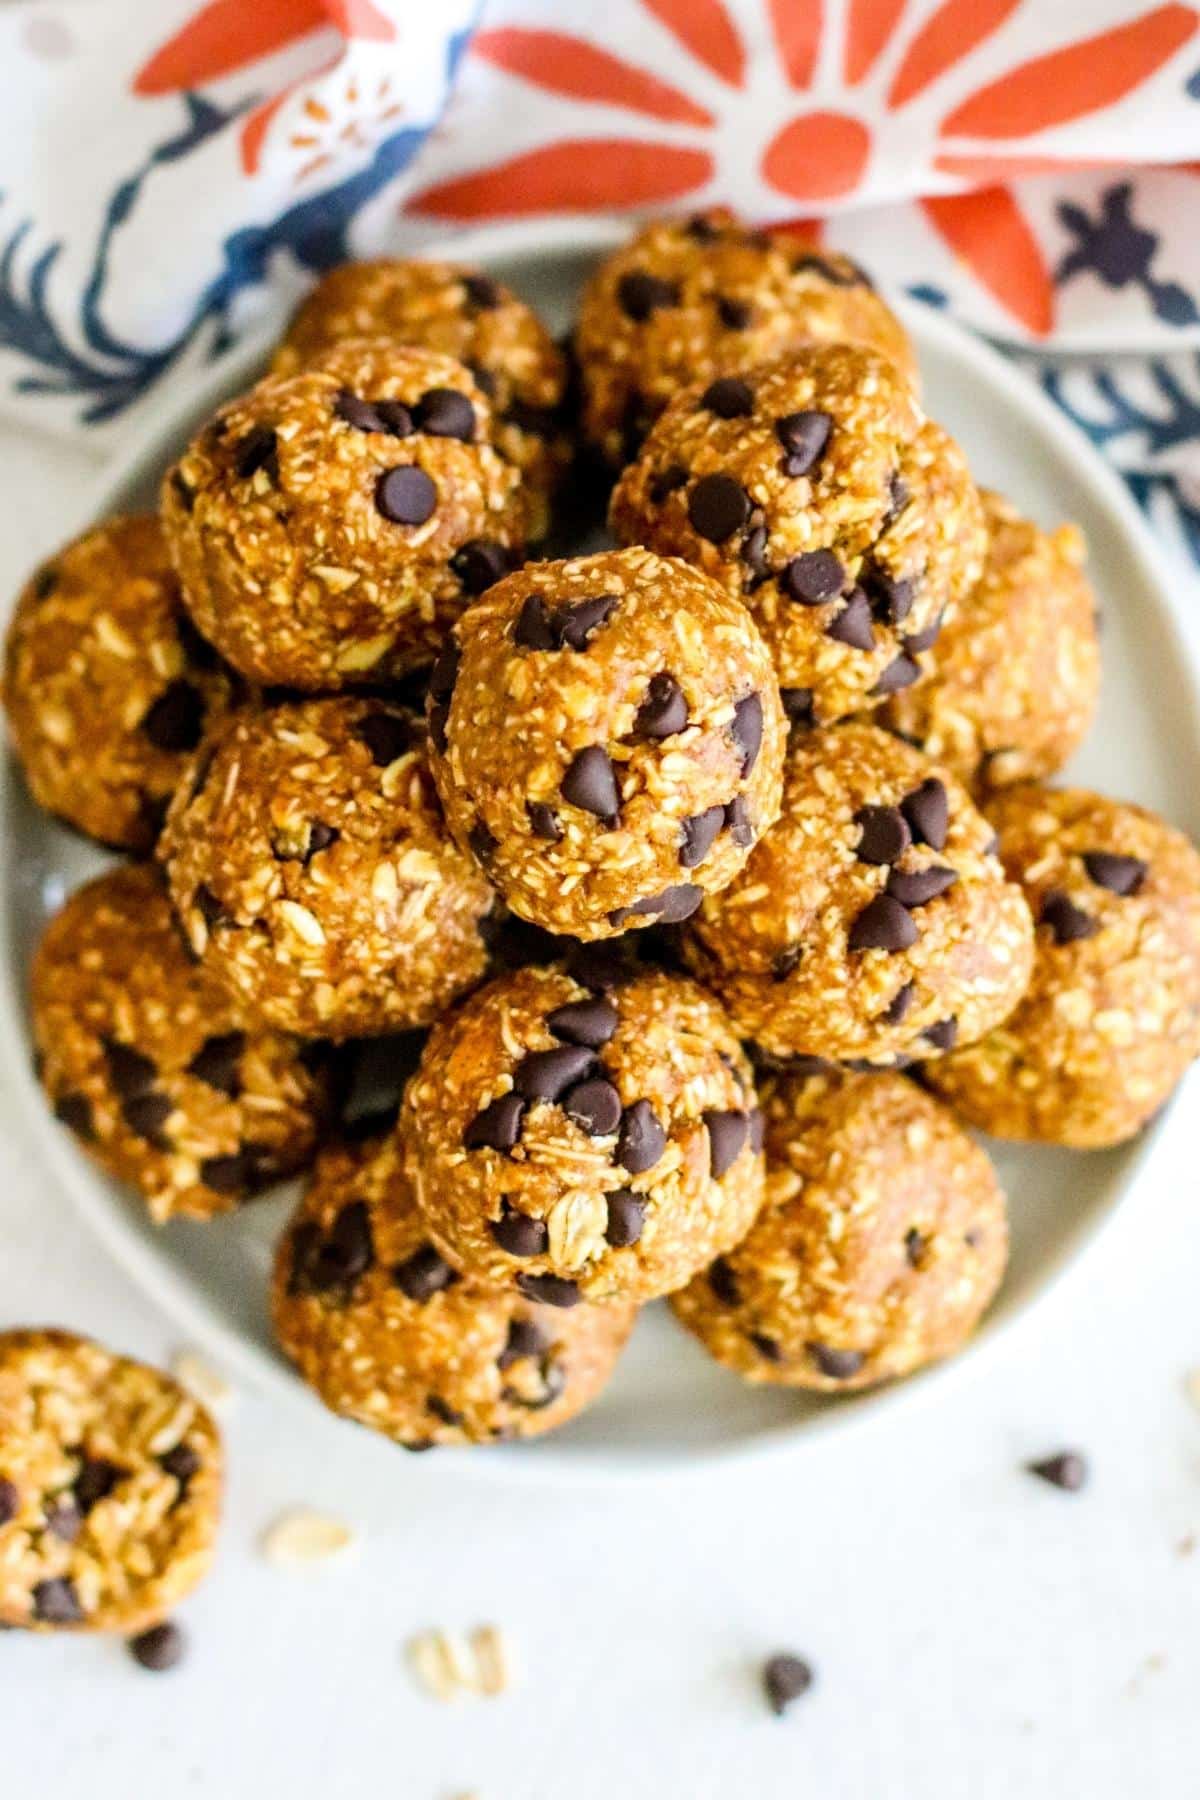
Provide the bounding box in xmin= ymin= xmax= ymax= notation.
xmin=2 ymin=515 xmax=233 ymax=852
xmin=882 ymin=491 xmax=1100 ymax=790
xmin=575 ymin=209 xmax=916 ymax=467
xmin=610 ymin=344 xmax=986 ymax=725
xmin=402 ymin=962 xmax=765 ymax=1306
xmin=681 ymin=721 xmax=1035 ymax=1068
xmin=161 ymin=695 xmax=495 ymax=1040
xmin=273 ymin=1130 xmax=635 ymax=1447
xmin=162 ymin=338 xmax=529 ymax=689
xmin=0 ymin=1328 xmax=221 ymax=1632
xmin=926 ymin=785 xmax=1200 ymax=1147
xmin=272 ymin=258 xmax=570 ymax=538
xmin=31 ymin=863 xmax=330 ymax=1222
xmin=670 ymin=1070 xmax=1008 ymax=1391
xmin=427 ymin=546 xmax=786 ymax=940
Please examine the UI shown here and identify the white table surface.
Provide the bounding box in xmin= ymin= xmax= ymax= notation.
xmin=3 ymin=421 xmax=1200 ymax=1800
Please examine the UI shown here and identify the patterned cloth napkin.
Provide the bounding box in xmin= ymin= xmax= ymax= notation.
xmin=1 ymin=0 xmax=1198 ymax=568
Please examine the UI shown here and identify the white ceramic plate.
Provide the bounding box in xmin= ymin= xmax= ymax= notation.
xmin=4 ymin=222 xmax=1199 ymax=1482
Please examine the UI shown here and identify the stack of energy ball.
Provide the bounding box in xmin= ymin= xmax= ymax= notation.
xmin=8 ymin=212 xmax=1200 ymax=1468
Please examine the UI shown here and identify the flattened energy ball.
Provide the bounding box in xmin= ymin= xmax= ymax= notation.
xmin=31 ymin=864 xmax=329 ymax=1221
xmin=402 ymin=963 xmax=764 ymax=1305
xmin=0 ymin=1329 xmax=221 ymax=1632
xmin=927 ymin=786 xmax=1200 ymax=1147
xmin=610 ymin=344 xmax=986 ymax=725
xmin=273 ymin=1131 xmax=635 ymax=1447
xmin=272 ymin=258 xmax=570 ymax=538
xmin=883 ymin=491 xmax=1100 ymax=790
xmin=161 ymin=696 xmax=495 ymax=1039
xmin=162 ymin=339 xmax=529 ymax=689
xmin=670 ymin=1070 xmax=1007 ymax=1391
xmin=427 ymin=547 xmax=786 ymax=940
xmin=575 ymin=209 xmax=916 ymax=467
xmin=2 ymin=515 xmax=232 ymax=852
xmin=681 ymin=722 xmax=1035 ymax=1067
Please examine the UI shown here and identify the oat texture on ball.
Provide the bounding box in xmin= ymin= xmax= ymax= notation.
xmin=670 ymin=1069 xmax=1008 ymax=1390
xmin=273 ymin=1130 xmax=636 ymax=1447
xmin=2 ymin=515 xmax=233 ymax=853
xmin=162 ymin=339 xmax=531 ymax=689
xmin=574 ymin=209 xmax=916 ymax=467
xmin=427 ymin=545 xmax=786 ymax=940
xmin=610 ymin=344 xmax=986 ymax=725
xmin=161 ymin=696 xmax=495 ymax=1040
xmin=30 ymin=863 xmax=330 ymax=1221
xmin=681 ymin=721 xmax=1034 ymax=1067
xmin=882 ymin=490 xmax=1100 ymax=790
xmin=927 ymin=785 xmax=1200 ymax=1147
xmin=0 ymin=1329 xmax=221 ymax=1632
xmin=402 ymin=961 xmax=765 ymax=1305
xmin=272 ymin=258 xmax=571 ymax=538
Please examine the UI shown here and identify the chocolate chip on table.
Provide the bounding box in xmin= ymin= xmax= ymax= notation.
xmin=129 ymin=1621 xmax=187 ymax=1672
xmin=781 ymin=687 xmax=815 ymax=728
xmin=1082 ymin=851 xmax=1147 ymax=895
xmin=491 ymin=1208 xmax=549 ymax=1258
xmin=807 ymin=1342 xmax=865 ymax=1379
xmin=688 ymin=473 xmax=751 ymax=542
xmin=121 ymin=1090 xmax=173 ymax=1149
xmin=708 ymin=1256 xmax=741 ymax=1305
xmin=923 ymin=1017 xmax=958 ymax=1050
xmin=514 ymin=1272 xmax=581 ymax=1308
xmin=883 ymin=980 xmax=915 ymax=1024
xmin=716 ymin=294 xmax=752 ymax=329
xmin=451 ymin=538 xmax=510 ymax=594
xmin=414 ymin=388 xmax=476 ymax=440
xmin=704 ymin=1109 xmax=749 ymax=1178
xmin=634 ymin=672 xmax=688 ymax=738
xmin=140 ymin=680 xmax=205 ymax=754
xmin=763 ymin=1652 xmax=815 ymax=1717
xmin=357 ymin=710 xmax=413 ymax=766
xmin=617 ymin=270 xmax=680 ymax=321
xmin=375 ymin=465 xmax=437 ymax=525
xmin=649 ymin=464 xmax=688 ymax=505
xmin=609 ymin=883 xmax=703 ymax=926
xmin=886 ymin=864 xmax=958 ymax=908
xmin=1026 ymin=1450 xmax=1088 ymax=1492
xmin=515 ymin=1044 xmax=597 ymax=1102
xmin=547 ymin=996 xmax=618 ymax=1048
xmin=497 ymin=1318 xmax=551 ymax=1369
xmin=825 ymin=588 xmax=875 ymax=650
xmin=527 ymin=802 xmax=563 ymax=842
xmin=32 ymin=1577 xmax=84 ymax=1625
xmin=848 ymin=895 xmax=919 ymax=953
xmin=680 ymin=806 xmax=725 ymax=868
xmin=781 ymin=549 xmax=844 ymax=605
xmin=557 ymin=594 xmax=617 ymax=650
xmin=393 ymin=1244 xmax=459 ymax=1303
xmin=102 ymin=1037 xmax=156 ymax=1099
xmin=731 ymin=693 xmax=763 ymax=775
xmin=853 ymin=804 xmax=911 ymax=866
xmin=1041 ymin=890 xmax=1100 ymax=945
xmin=900 ymin=779 xmax=948 ymax=851
xmin=872 ymin=653 xmax=921 ymax=695
xmin=702 ymin=376 xmax=754 ymax=418
xmin=235 ymin=426 xmax=278 ymax=481
xmin=617 ymin=1098 xmax=666 ymax=1173
xmin=54 ymin=1092 xmax=95 ymax=1139
xmin=186 ymin=1031 xmax=245 ymax=1098
xmin=561 ymin=746 xmax=620 ymax=824
xmin=775 ymin=410 xmax=832 ymax=477
xmin=462 ymin=272 xmax=501 ymax=309
xmin=464 ymin=1093 xmax=526 ymax=1152
xmin=725 ymin=796 xmax=754 ymax=848
xmin=563 ymin=1076 xmax=622 ymax=1136
xmin=605 ymin=1189 xmax=645 ymax=1247
xmin=772 ymin=945 xmax=802 ymax=981
xmin=0 ymin=1477 xmax=18 ymax=1525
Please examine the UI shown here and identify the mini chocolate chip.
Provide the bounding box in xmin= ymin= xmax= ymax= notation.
xmin=793 ymin=249 xmax=859 ymax=284
xmin=186 ymin=1031 xmax=245 ymax=1098
xmin=872 ymin=653 xmax=921 ymax=695
xmin=883 ymin=980 xmax=915 ymax=1024
xmin=160 ymin=1442 xmax=200 ymax=1490
xmin=885 ymin=469 xmax=911 ymax=524
xmin=731 ymin=692 xmax=763 ymax=775
xmin=428 ymin=642 xmax=460 ymax=701
xmin=497 ymin=1318 xmax=551 ymax=1369
xmin=235 ymin=426 xmax=278 ymax=481
xmin=376 ymin=465 xmax=437 ymax=525
xmin=515 ymin=1044 xmax=597 ymax=1102
xmin=1082 ymin=851 xmax=1147 ymax=896
xmin=464 ymin=1093 xmax=526 ymax=1152
xmin=141 ymin=680 xmax=205 ymax=753
xmin=121 ymin=1090 xmax=173 ymax=1148
xmin=605 ymin=1189 xmax=645 ymax=1247
xmin=32 ymin=1577 xmax=83 ymax=1625
xmin=0 ymin=1477 xmax=17 ymax=1525
xmin=514 ymin=1272 xmax=581 ymax=1308
xmin=54 ymin=1092 xmax=94 ymax=1139
xmin=775 ymin=410 xmax=831 ymax=476
xmin=781 ymin=549 xmax=844 ymax=605
xmin=357 ymin=709 xmax=413 ymax=766
xmin=561 ymin=746 xmax=620 ymax=824
xmin=197 ymin=1150 xmax=255 ymax=1195
xmin=557 ymin=594 xmax=617 ymax=651
xmin=704 ymin=1108 xmax=749 ymax=1177
xmin=415 ymin=387 xmax=476 ymax=441
xmin=313 ymin=1201 xmax=375 ymax=1289
xmin=73 ymin=1455 xmax=126 ymax=1514
xmin=563 ymin=1076 xmax=622 ymax=1136
xmin=688 ymin=472 xmax=751 ymax=542
xmin=751 ymin=1332 xmax=783 ymax=1362
xmin=886 ymin=864 xmax=958 ymax=907
xmin=903 ymin=613 xmax=944 ymax=655
xmin=863 ymin=566 xmax=916 ymax=625
xmin=617 ymin=270 xmax=679 ymax=321
xmin=468 ymin=820 xmax=498 ymax=864
xmin=1041 ymin=890 xmax=1100 ymax=944
xmin=854 ymin=804 xmax=911 ymax=866
xmin=708 ymin=1257 xmax=741 ymax=1305
xmin=1027 ymin=1451 xmax=1088 ymax=1492
xmin=33 ymin=564 xmax=58 ymax=598
xmin=680 ymin=806 xmax=725 ymax=869
xmin=716 ymin=294 xmax=752 ymax=328
xmin=649 ymin=463 xmax=688 ymax=504
xmin=610 ymin=883 xmax=703 ymax=926
xmin=763 ymin=1653 xmax=814 ymax=1716
xmin=772 ymin=945 xmax=802 ymax=981
xmin=44 ymin=1496 xmax=81 ymax=1541
xmin=527 ymin=801 xmax=562 ymax=841
xmin=426 ymin=1394 xmax=464 ymax=1427
xmin=634 ymin=672 xmax=688 ymax=738
xmin=807 ymin=1342 xmax=865 ymax=1379
xmin=129 ymin=1621 xmax=186 ymax=1672
xmin=463 ymin=272 xmax=500 ymax=309
xmin=702 ymin=376 xmax=753 ymax=418
xmin=334 ymin=390 xmax=385 ymax=433
xmin=923 ymin=1017 xmax=958 ymax=1050
xmin=781 ymin=687 xmax=815 ymax=727
xmin=825 ymin=588 xmax=875 ymax=650
xmin=102 ymin=1037 xmax=156 ymax=1099
xmin=451 ymin=538 xmax=509 ymax=594
xmin=904 ymin=1227 xmax=926 ymax=1267
xmin=742 ymin=524 xmax=769 ymax=583
xmin=515 ymin=593 xmax=557 ymax=650
xmin=617 ymin=1099 xmax=666 ymax=1174
xmin=303 ymin=821 xmax=340 ymax=864
xmin=547 ymin=997 xmax=618 ymax=1048
xmin=725 ymin=795 xmax=754 ymax=847
xmin=686 ymin=213 xmax=720 ymax=240
xmin=848 ymin=895 xmax=919 ymax=953
xmin=900 ymin=779 xmax=948 ymax=850
xmin=393 ymin=1245 xmax=458 ymax=1302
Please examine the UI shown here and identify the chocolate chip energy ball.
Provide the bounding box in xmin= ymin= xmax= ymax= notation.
xmin=670 ymin=1070 xmax=1007 ymax=1391
xmin=2 ymin=516 xmax=233 ymax=852
xmin=272 ymin=259 xmax=570 ymax=539
xmin=162 ymin=339 xmax=530 ymax=689
xmin=161 ymin=696 xmax=495 ymax=1039
xmin=402 ymin=961 xmax=764 ymax=1306
xmin=31 ymin=864 xmax=329 ymax=1221
xmin=927 ymin=786 xmax=1200 ymax=1147
xmin=681 ymin=721 xmax=1034 ymax=1067
xmin=610 ymin=344 xmax=986 ymax=725
xmin=427 ymin=546 xmax=786 ymax=940
xmin=575 ymin=209 xmax=916 ymax=467
xmin=273 ymin=1130 xmax=635 ymax=1447
xmin=0 ymin=1328 xmax=221 ymax=1632
xmin=882 ymin=491 xmax=1100 ymax=790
